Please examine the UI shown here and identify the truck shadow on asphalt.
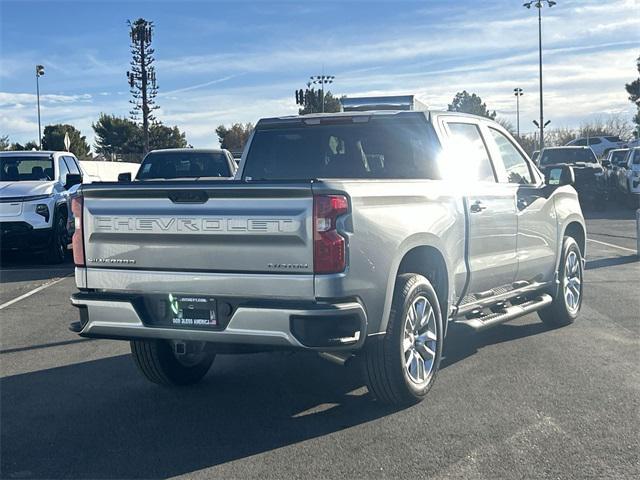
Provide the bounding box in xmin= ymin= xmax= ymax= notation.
xmin=0 ymin=321 xmax=554 ymax=478
xmin=585 ymin=255 xmax=638 ymax=270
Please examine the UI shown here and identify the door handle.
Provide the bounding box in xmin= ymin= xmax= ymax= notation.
xmin=469 ymin=201 xmax=486 ymax=213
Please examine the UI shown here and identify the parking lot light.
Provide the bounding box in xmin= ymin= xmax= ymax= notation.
xmin=514 ymin=88 xmax=524 ymax=137
xmin=310 ymin=74 xmax=335 ymax=113
xmin=35 ymin=64 xmax=45 ymax=149
xmin=523 ymin=0 xmax=556 ymax=150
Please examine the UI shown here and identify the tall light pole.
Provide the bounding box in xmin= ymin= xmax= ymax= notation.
xmin=310 ymin=74 xmax=335 ymax=113
xmin=35 ymin=64 xmax=45 ymax=149
xmin=514 ymin=88 xmax=524 ymax=137
xmin=523 ymin=0 xmax=555 ymax=150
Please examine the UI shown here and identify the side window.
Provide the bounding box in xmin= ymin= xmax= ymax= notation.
xmin=64 ymin=156 xmax=80 ymax=175
xmin=632 ymin=150 xmax=640 ymax=166
xmin=445 ymin=122 xmax=496 ymax=182
xmin=58 ymin=157 xmax=69 ymax=182
xmin=488 ymin=128 xmax=533 ymax=184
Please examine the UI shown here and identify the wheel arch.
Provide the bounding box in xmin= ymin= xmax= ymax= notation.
xmin=378 ymin=236 xmax=452 ymax=336
xmin=563 ymin=221 xmax=585 ymax=257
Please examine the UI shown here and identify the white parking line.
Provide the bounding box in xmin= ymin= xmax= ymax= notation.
xmin=0 ymin=277 xmax=68 ymax=311
xmin=587 ymin=238 xmax=637 ymax=254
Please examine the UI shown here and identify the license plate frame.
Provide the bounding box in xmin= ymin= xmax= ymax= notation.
xmin=167 ymin=294 xmax=219 ymax=329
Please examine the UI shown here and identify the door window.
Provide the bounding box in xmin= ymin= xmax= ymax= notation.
xmin=445 ymin=122 xmax=496 ymax=182
xmin=64 ymin=156 xmax=80 ymax=175
xmin=57 ymin=157 xmax=69 ymax=182
xmin=488 ymin=128 xmax=533 ymax=184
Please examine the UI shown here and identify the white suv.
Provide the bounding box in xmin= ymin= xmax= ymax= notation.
xmin=566 ymin=136 xmax=627 ymax=158
xmin=0 ymin=151 xmax=84 ymax=263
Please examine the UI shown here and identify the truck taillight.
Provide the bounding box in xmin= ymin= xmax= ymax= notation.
xmin=71 ymin=195 xmax=85 ymax=266
xmin=313 ymin=194 xmax=348 ymax=274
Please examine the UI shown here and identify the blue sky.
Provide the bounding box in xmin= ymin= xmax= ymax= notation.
xmin=1 ymin=0 xmax=638 ymax=149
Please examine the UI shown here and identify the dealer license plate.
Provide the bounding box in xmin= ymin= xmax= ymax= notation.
xmin=168 ymin=294 xmax=218 ymax=328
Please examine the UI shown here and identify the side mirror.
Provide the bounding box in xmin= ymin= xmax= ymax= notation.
xmin=118 ymin=172 xmax=132 ymax=182
xmin=601 ymin=159 xmax=611 ymax=168
xmin=545 ymin=165 xmax=574 ymax=187
xmin=65 ymin=173 xmax=82 ymax=189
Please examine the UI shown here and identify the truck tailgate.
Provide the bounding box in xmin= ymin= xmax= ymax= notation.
xmin=82 ymin=181 xmax=314 ymax=276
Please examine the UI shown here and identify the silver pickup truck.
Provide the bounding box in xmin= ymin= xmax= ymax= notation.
xmin=70 ymin=108 xmax=585 ymax=405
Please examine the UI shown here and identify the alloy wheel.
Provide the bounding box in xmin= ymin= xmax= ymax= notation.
xmin=563 ymin=250 xmax=582 ymax=314
xmin=402 ymin=295 xmax=438 ymax=385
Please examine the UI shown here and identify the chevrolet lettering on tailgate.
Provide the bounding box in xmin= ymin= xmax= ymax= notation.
xmin=94 ymin=216 xmax=300 ymax=234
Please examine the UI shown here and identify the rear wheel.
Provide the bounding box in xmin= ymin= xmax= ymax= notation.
xmin=130 ymin=339 xmax=215 ymax=386
xmin=363 ymin=274 xmax=443 ymax=406
xmin=538 ymin=236 xmax=583 ymax=327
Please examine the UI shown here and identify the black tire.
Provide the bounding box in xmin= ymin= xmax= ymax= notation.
xmin=538 ymin=236 xmax=583 ymax=327
xmin=363 ymin=274 xmax=443 ymax=406
xmin=44 ymin=212 xmax=67 ymax=264
xmin=130 ymin=339 xmax=215 ymax=386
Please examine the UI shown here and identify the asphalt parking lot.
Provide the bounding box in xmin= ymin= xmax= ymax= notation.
xmin=1 ymin=206 xmax=638 ymax=479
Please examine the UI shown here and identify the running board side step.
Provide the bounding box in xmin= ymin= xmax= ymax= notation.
xmin=454 ymin=294 xmax=553 ymax=332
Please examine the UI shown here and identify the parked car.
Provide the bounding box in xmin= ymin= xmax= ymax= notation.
xmin=117 ymin=148 xmax=237 ymax=181
xmin=603 ymin=148 xmax=629 ymax=196
xmin=70 ymin=105 xmax=586 ymax=406
xmin=538 ymin=146 xmax=605 ymax=207
xmin=0 ymin=151 xmax=83 ymax=263
xmin=614 ymin=147 xmax=640 ymax=207
xmin=565 ymin=136 xmax=627 ymax=158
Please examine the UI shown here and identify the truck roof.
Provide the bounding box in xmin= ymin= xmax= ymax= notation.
xmin=0 ymin=150 xmax=59 ymax=156
xmin=256 ymin=109 xmax=492 ymax=126
xmin=146 ymin=148 xmax=228 ymax=154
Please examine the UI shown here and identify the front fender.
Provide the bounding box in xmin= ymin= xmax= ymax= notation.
xmin=553 ymin=185 xmax=586 ymax=269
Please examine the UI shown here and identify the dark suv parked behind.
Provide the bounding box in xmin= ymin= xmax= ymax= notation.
xmin=538 ymin=146 xmax=605 ymax=207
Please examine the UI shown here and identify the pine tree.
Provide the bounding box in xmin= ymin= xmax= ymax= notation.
xmin=126 ymin=18 xmax=159 ymax=154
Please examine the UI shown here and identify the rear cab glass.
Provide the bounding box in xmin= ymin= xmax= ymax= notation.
xmin=540 ymin=148 xmax=597 ymax=165
xmin=242 ymin=115 xmax=440 ymax=180
xmin=137 ymin=151 xmax=232 ymax=180
xmin=611 ymin=150 xmax=628 ymax=165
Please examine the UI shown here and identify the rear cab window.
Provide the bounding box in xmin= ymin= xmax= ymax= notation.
xmin=540 ymin=148 xmax=597 ymax=166
xmin=242 ymin=114 xmax=440 ymax=180
xmin=137 ymin=151 xmax=232 ymax=180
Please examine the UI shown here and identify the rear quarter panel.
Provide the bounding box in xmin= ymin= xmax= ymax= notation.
xmin=313 ymin=179 xmax=466 ymax=334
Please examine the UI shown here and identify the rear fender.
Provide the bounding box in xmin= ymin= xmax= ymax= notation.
xmin=377 ymin=233 xmax=454 ymax=334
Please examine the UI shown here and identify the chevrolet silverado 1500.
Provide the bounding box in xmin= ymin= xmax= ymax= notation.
xmin=70 ymin=106 xmax=585 ymax=405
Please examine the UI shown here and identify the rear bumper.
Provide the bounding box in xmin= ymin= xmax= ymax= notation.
xmin=70 ymin=292 xmax=367 ymax=351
